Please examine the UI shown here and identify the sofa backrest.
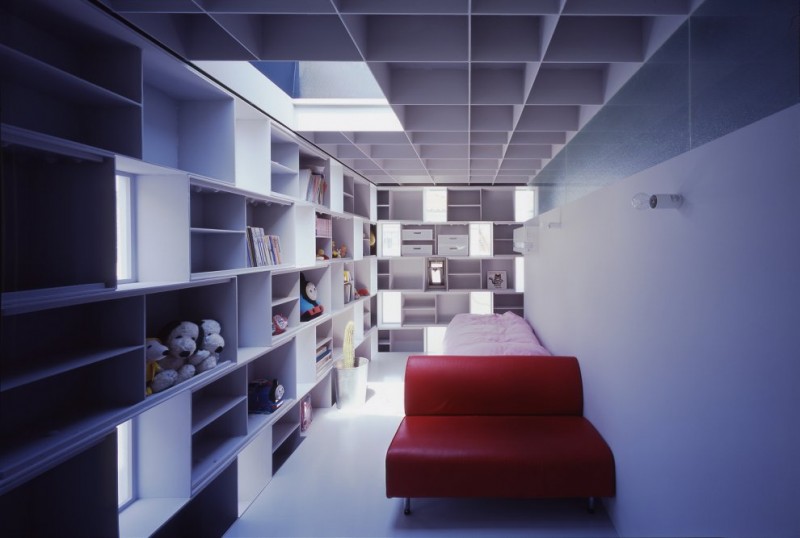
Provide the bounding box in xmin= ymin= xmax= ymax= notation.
xmin=404 ymin=355 xmax=583 ymax=416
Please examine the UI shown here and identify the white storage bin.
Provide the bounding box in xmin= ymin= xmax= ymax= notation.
xmin=402 ymin=228 xmax=434 ymax=241
xmin=402 ymin=244 xmax=433 ymax=255
xmin=437 ymin=235 xmax=469 ymax=256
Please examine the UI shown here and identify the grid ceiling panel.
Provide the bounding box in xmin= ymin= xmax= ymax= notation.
xmin=110 ymin=0 xmax=694 ymax=186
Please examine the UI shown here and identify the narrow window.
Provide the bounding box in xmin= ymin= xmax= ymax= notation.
xmin=116 ymin=174 xmax=135 ymax=282
xmin=117 ymin=420 xmax=134 ymax=509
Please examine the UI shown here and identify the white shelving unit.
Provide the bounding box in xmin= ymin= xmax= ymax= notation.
xmin=376 ymin=186 xmax=532 ymax=353
xmin=0 ymin=1 xmax=378 ymax=536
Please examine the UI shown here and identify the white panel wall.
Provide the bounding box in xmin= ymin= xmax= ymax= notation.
xmin=524 ymin=105 xmax=800 ymax=537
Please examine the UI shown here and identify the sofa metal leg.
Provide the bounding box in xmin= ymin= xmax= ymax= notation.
xmin=587 ymin=497 xmax=596 ymax=514
xmin=404 ymin=498 xmax=411 ymax=515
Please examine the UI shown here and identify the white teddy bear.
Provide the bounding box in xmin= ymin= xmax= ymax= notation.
xmin=189 ymin=319 xmax=224 ymax=373
xmin=157 ymin=321 xmax=199 ymax=385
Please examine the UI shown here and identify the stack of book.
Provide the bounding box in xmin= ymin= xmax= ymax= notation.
xmin=315 ymin=342 xmax=333 ymax=376
xmin=246 ymin=226 xmax=283 ymax=267
xmin=302 ymin=169 xmax=327 ymax=205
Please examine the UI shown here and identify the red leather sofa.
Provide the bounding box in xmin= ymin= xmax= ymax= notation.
xmin=385 ymin=355 xmax=615 ymax=514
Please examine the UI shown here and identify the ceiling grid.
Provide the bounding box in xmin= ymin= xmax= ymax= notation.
xmin=107 ymin=0 xmax=693 ymax=187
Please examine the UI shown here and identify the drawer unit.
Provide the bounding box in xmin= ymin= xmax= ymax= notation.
xmin=402 ymin=228 xmax=433 ymax=241
xmin=402 ymin=244 xmax=433 ymax=256
xmin=437 ymin=235 xmax=469 ymax=256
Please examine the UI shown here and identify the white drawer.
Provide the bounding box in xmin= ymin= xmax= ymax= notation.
xmin=438 ymin=234 xmax=469 ymax=256
xmin=402 ymin=228 xmax=433 ymax=241
xmin=401 ymin=244 xmax=433 ymax=255
xmin=437 ymin=243 xmax=469 ymax=256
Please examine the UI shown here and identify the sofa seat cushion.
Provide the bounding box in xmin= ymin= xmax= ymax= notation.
xmin=386 ymin=415 xmax=615 ymax=499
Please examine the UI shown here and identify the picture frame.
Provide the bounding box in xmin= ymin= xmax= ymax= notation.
xmin=486 ymin=270 xmax=507 ymax=289
xmin=344 ymin=282 xmax=353 ymax=303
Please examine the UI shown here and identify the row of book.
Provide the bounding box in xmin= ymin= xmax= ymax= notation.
xmin=315 ymin=342 xmax=332 ymax=376
xmin=247 ymin=226 xmax=283 ymax=267
xmin=302 ymin=169 xmax=328 ymax=205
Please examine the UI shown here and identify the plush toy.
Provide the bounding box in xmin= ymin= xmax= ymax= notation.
xmin=156 ymin=321 xmax=199 ymax=386
xmin=248 ymin=378 xmax=285 ymax=414
xmin=189 ymin=319 xmax=223 ymax=373
xmin=145 ymin=337 xmax=171 ymax=395
xmin=198 ymin=319 xmax=224 ymax=354
xmin=339 ymin=243 xmax=347 ymax=258
xmin=300 ymin=273 xmax=324 ymax=321
xmin=159 ymin=321 xmax=198 ymax=362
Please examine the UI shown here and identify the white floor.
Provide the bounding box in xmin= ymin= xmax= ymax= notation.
xmin=225 ymin=353 xmax=618 ymax=538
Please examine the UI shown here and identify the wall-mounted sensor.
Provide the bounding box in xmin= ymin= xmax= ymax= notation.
xmin=632 ymin=193 xmax=683 ymax=210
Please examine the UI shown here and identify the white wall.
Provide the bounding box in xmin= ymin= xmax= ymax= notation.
xmin=525 ymin=104 xmax=800 ymax=537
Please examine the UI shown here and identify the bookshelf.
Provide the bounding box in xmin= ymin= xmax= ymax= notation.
xmin=376 ymin=186 xmax=532 ymax=352
xmin=0 ymin=0 xmax=378 ymax=535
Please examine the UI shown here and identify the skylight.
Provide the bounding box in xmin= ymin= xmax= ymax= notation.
xmin=251 ymin=61 xmax=401 ymax=131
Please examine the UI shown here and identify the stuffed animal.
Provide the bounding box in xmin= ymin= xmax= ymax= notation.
xmin=300 ymin=273 xmax=324 ymax=321
xmin=198 ymin=319 xmax=224 ymax=354
xmin=156 ymin=321 xmax=199 ymax=385
xmin=189 ymin=319 xmax=224 ymax=373
xmin=145 ymin=337 xmax=171 ymax=395
xmin=159 ymin=320 xmax=199 ymax=363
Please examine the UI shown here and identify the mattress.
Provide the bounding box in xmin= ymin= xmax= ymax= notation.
xmin=442 ymin=312 xmax=550 ymax=356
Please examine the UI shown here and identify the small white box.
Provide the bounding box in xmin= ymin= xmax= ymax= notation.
xmin=401 ymin=244 xmax=433 ymax=255
xmin=402 ymin=228 xmax=433 ymax=241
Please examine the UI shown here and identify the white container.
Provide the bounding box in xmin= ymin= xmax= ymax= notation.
xmin=334 ymin=357 xmax=370 ymax=409
xmin=401 ymin=228 xmax=433 ymax=240
xmin=437 ymin=234 xmax=469 ymax=256
xmin=402 ymin=244 xmax=433 ymax=255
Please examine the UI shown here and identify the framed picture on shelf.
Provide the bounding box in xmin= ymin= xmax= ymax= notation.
xmin=344 ymin=282 xmax=353 ymax=303
xmin=300 ymin=396 xmax=312 ymax=433
xmin=487 ymin=271 xmax=507 ymax=289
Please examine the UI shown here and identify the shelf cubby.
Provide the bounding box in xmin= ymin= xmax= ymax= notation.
xmin=1 ymin=141 xmax=117 ymax=296
xmin=436 ymin=293 xmax=469 ymax=325
xmin=389 ymin=258 xmax=425 ymax=290
xmin=269 ymin=127 xmax=299 ymax=199
xmin=191 ymin=369 xmax=248 ymax=490
xmin=236 ymin=271 xmax=271 ymax=350
xmin=482 ymin=258 xmax=517 ymax=290
xmin=493 ymin=223 xmax=519 ymax=255
xmin=0 ymin=5 xmax=144 ymax=156
xmin=121 ymin=390 xmax=191 ymax=538
xmin=481 ymin=188 xmax=515 ymax=221
xmin=236 ymin=427 xmax=272 ymax=516
xmin=0 ymin=433 xmax=119 ymax=536
xmin=353 ymin=180 xmax=373 ymax=220
xmin=271 ymin=273 xmax=301 ymax=338
xmin=493 ymin=293 xmax=524 ymax=316
xmin=389 ymin=328 xmax=425 ymax=352
xmin=247 ymin=340 xmax=298 ymax=431
xmin=142 ymin=67 xmax=235 ymax=182
xmin=154 ymin=461 xmax=240 ymax=538
xmin=144 ymin=278 xmax=238 ymax=368
xmin=447 ymin=258 xmax=483 ymax=290
xmin=0 ymin=346 xmax=142 ymax=485
xmin=234 ymin=101 xmax=271 ymax=195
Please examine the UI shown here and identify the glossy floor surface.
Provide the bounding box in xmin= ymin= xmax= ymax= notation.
xmin=225 ymin=353 xmax=618 ymax=537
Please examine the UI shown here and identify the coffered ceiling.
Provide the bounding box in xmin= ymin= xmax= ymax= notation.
xmin=104 ymin=0 xmax=698 ymax=186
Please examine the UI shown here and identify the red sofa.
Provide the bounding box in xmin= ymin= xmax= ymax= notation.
xmin=385 ymin=355 xmax=615 ymax=515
